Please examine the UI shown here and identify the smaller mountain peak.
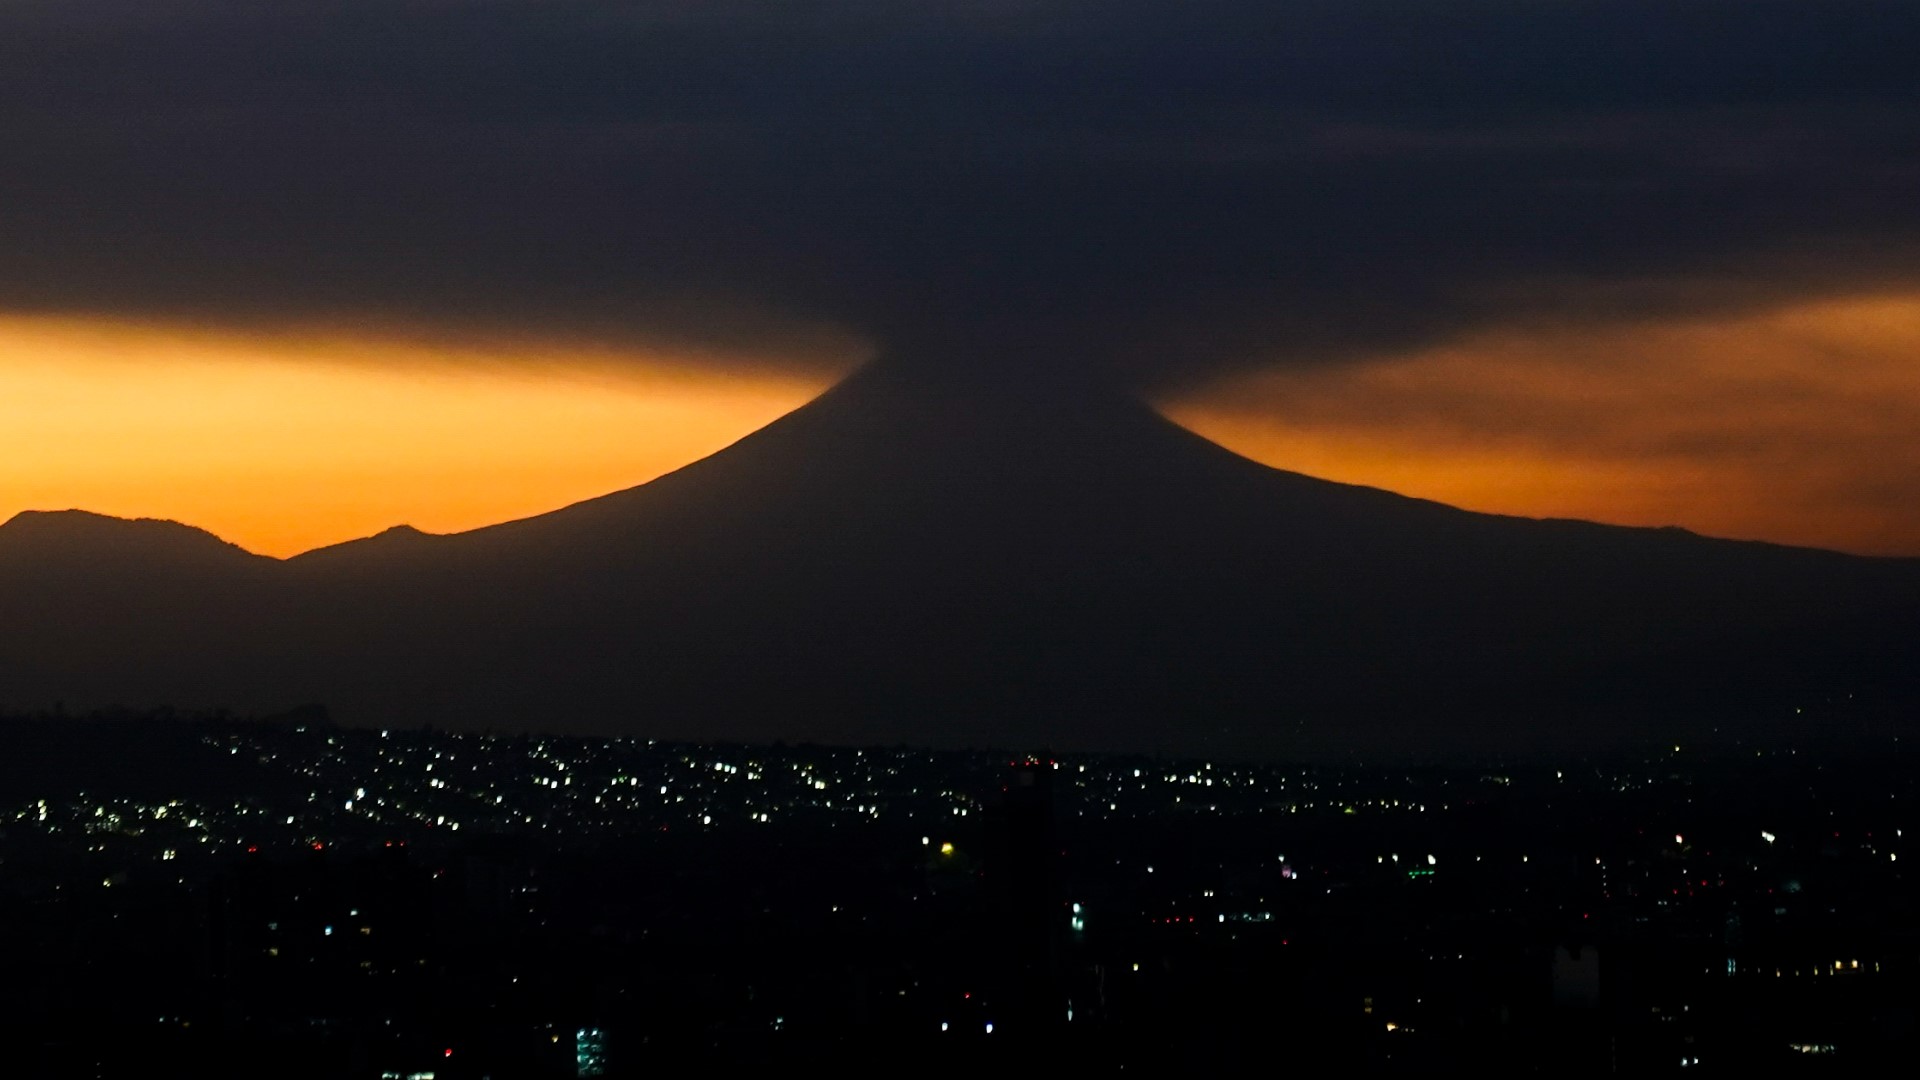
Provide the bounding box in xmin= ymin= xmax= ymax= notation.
xmin=3 ymin=507 xmax=210 ymax=539
xmin=3 ymin=507 xmax=127 ymax=531
xmin=0 ymin=508 xmax=264 ymax=563
xmin=287 ymin=522 xmax=441 ymax=565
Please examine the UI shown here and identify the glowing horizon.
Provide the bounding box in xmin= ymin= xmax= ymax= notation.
xmin=5 ymin=294 xmax=1920 ymax=560
xmin=0 ymin=315 xmax=852 ymax=558
xmin=1164 ymin=291 xmax=1920 ymax=558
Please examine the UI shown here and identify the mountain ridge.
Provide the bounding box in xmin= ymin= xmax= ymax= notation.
xmin=0 ymin=508 xmax=271 ymax=565
xmin=4 ymin=362 xmax=1904 ymax=564
xmin=3 ymin=364 xmax=1917 ymax=757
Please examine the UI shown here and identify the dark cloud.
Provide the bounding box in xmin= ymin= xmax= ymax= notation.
xmin=4 ymin=1 xmax=1920 ymax=386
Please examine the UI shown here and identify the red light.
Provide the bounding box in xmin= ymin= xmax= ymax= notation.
xmin=444 ymin=1048 xmax=453 ymax=1058
xmin=311 ymin=842 xmax=324 ymax=851
xmin=245 ymin=845 xmax=259 ymax=853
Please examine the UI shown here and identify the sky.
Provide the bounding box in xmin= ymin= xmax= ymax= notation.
xmin=3 ymin=1 xmax=1919 ymax=557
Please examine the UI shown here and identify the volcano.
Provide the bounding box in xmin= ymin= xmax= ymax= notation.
xmin=4 ymin=364 xmax=1918 ymax=757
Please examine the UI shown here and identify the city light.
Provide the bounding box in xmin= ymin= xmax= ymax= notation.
xmin=575 ymin=1027 xmax=607 ymax=1077
xmin=8 ymin=719 xmax=1912 ymax=1067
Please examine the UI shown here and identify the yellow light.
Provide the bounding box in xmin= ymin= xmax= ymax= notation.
xmin=0 ymin=314 xmax=851 ymax=556
xmin=940 ymin=842 xmax=955 ymax=856
xmin=1162 ymin=292 xmax=1920 ymax=557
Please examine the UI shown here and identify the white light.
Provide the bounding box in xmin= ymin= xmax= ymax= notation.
xmin=985 ymin=1022 xmax=994 ymax=1034
xmin=940 ymin=1022 xmax=949 ymax=1032
xmin=1427 ymin=854 xmax=1436 ymax=866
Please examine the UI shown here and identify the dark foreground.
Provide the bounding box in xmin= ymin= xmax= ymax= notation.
xmin=1 ymin=710 xmax=1913 ymax=1076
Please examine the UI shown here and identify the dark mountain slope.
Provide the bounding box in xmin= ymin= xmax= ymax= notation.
xmin=0 ymin=511 xmax=278 ymax=710
xmin=4 ymin=365 xmax=1917 ymax=757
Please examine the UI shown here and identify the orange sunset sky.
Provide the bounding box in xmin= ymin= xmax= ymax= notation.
xmin=4 ymin=291 xmax=1919 ymax=559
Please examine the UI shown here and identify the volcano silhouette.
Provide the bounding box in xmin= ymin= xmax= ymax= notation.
xmin=4 ymin=363 xmax=1918 ymax=756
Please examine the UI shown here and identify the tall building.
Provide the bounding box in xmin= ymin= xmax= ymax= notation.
xmin=988 ymin=754 xmax=1065 ymax=1032
xmin=574 ymin=1027 xmax=607 ymax=1078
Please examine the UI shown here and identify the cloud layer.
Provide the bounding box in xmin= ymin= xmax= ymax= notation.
xmin=5 ymin=1 xmax=1920 ymax=382
xmin=6 ymin=2 xmax=1920 ymax=553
